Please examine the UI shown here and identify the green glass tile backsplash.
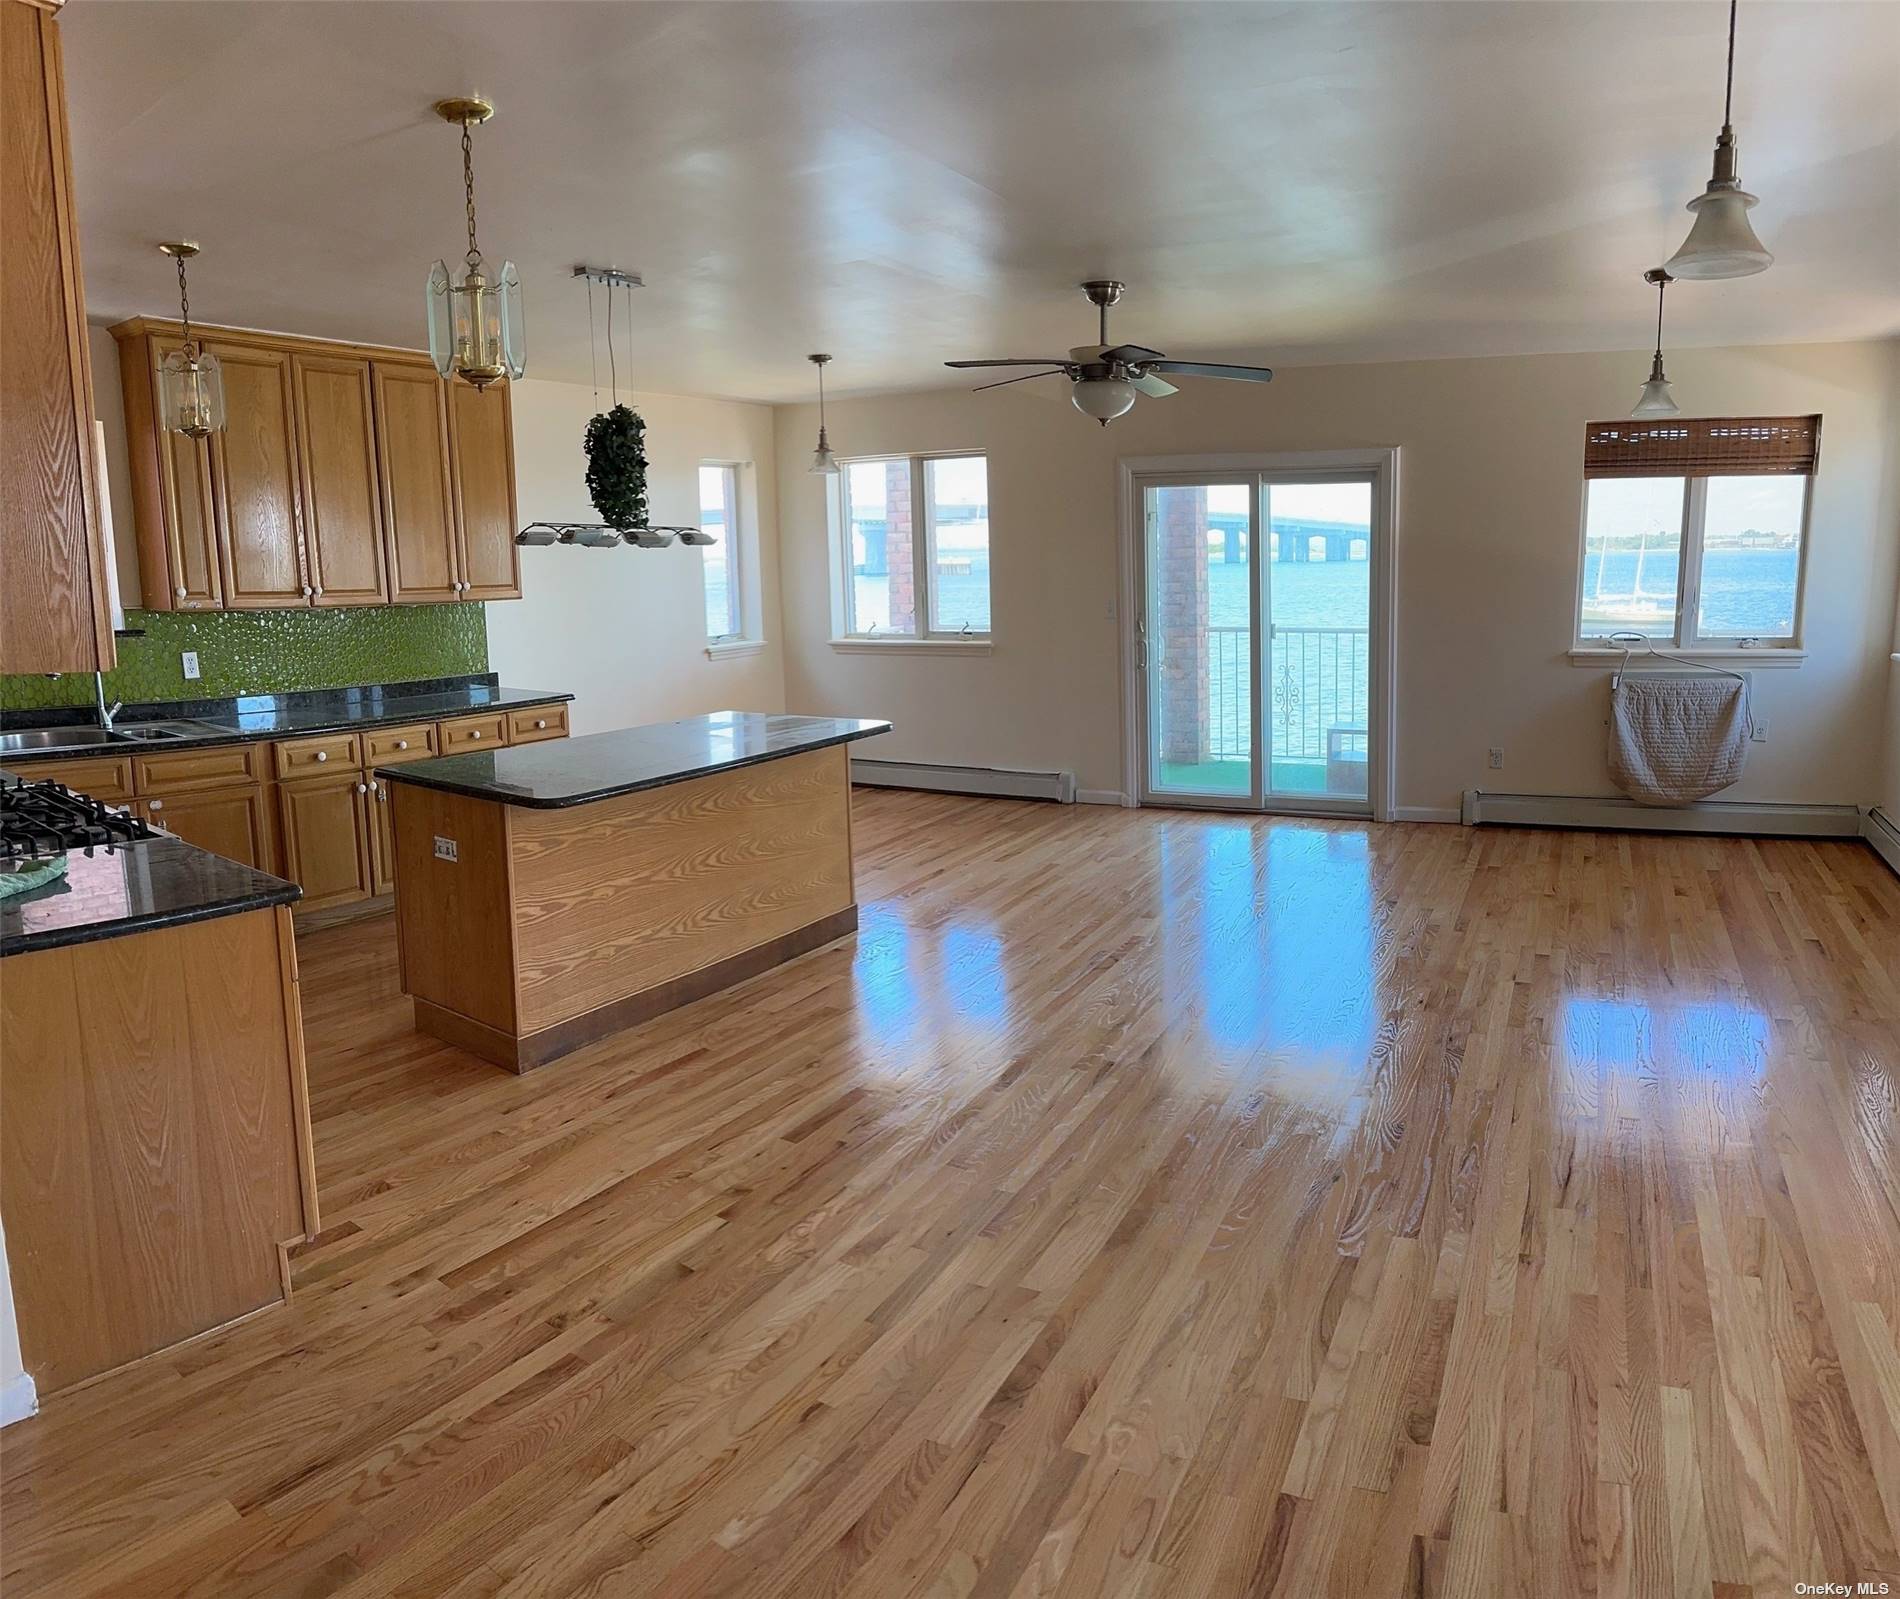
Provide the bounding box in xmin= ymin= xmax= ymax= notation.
xmin=0 ymin=605 xmax=489 ymax=710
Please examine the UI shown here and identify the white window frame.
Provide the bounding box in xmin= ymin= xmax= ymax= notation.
xmin=699 ymin=461 xmax=761 ymax=656
xmin=1571 ymin=471 xmax=1814 ymax=653
xmin=829 ymin=450 xmax=992 ymax=650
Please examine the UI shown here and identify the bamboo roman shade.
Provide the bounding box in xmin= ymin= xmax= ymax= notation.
xmin=1584 ymin=416 xmax=1821 ymax=479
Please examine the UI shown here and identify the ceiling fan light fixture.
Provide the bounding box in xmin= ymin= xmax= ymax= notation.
xmin=1071 ymin=377 xmax=1137 ymax=423
xmin=807 ymin=354 xmax=840 ymax=475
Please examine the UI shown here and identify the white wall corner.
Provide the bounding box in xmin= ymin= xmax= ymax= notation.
xmin=1 ymin=1372 xmax=37 ymax=1429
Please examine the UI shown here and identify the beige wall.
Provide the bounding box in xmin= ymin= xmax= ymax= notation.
xmin=487 ymin=377 xmax=786 ymax=734
xmin=775 ymin=338 xmax=1900 ymax=816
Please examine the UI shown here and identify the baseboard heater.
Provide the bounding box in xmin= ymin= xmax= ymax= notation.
xmin=850 ymin=758 xmax=1076 ymax=804
xmin=1865 ymin=806 xmax=1900 ymax=877
xmin=1461 ymin=790 xmax=1863 ymax=838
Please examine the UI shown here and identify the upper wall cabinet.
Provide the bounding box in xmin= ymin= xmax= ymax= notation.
xmin=1 ymin=0 xmax=116 ymax=672
xmin=112 ymin=320 xmax=518 ymax=611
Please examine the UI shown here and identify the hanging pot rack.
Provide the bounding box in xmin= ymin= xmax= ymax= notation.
xmin=515 ymin=263 xmax=713 ymax=550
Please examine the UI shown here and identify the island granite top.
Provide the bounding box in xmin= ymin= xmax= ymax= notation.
xmin=376 ymin=712 xmax=892 ymax=809
xmin=1 ymin=835 xmax=301 ymax=957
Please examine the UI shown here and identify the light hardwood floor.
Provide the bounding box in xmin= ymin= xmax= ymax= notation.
xmin=4 ymin=790 xmax=1899 ymax=1597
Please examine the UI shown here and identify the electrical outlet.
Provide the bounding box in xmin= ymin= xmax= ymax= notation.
xmin=1750 ymin=718 xmax=1769 ymax=743
xmin=1487 ymin=747 xmax=1504 ymax=770
xmin=180 ymin=650 xmax=200 ymax=681
xmin=433 ymin=835 xmax=459 ymax=862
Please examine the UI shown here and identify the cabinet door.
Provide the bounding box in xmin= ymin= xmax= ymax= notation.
xmin=368 ymin=779 xmax=396 ymax=895
xmin=141 ymin=786 xmax=271 ymax=871
xmin=0 ymin=0 xmax=115 ymax=672
xmin=209 ymin=341 xmax=308 ymax=609
xmin=372 ymin=363 xmax=460 ymax=602
xmin=292 ymin=353 xmax=387 ymax=606
xmin=278 ymin=771 xmax=372 ymax=910
xmin=446 ymin=378 xmax=520 ymax=600
xmin=134 ymin=336 xmax=223 ymax=610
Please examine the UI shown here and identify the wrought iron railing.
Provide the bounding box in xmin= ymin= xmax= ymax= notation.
xmin=1204 ymin=625 xmax=1369 ymax=762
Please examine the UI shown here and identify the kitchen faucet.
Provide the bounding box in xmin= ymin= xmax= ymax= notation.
xmin=93 ymin=672 xmax=122 ymax=732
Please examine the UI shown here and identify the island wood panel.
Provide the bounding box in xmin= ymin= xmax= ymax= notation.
xmin=507 ymin=744 xmax=855 ymax=1035
xmin=208 ymin=341 xmax=307 ymax=608
xmin=0 ymin=907 xmax=310 ymax=1395
xmin=290 ymin=351 xmax=387 ymax=605
xmin=0 ymin=0 xmax=114 ymax=672
xmin=389 ymin=780 xmax=518 ymax=1036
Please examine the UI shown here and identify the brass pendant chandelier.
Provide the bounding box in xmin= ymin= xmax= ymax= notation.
xmin=156 ymin=242 xmax=225 ymax=437
xmin=426 ymin=97 xmax=524 ymax=388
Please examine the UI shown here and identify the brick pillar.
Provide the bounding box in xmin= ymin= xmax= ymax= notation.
xmin=886 ymin=469 xmax=916 ymax=632
xmin=1158 ymin=487 xmax=1209 ymax=763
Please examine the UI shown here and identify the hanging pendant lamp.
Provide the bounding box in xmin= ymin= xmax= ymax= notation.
xmin=1631 ymin=269 xmax=1681 ymax=417
xmin=156 ymin=242 xmax=225 ymax=437
xmin=1665 ymin=0 xmax=1772 ymax=279
xmin=426 ymin=97 xmax=524 ymax=387
xmin=808 ymin=354 xmax=840 ymax=475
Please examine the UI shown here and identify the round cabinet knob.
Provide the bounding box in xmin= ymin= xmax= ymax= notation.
xmin=356 ymin=782 xmax=368 ymax=794
xmin=315 ymin=750 xmax=329 ymax=763
xmin=148 ymin=799 xmax=163 ymax=812
xmin=395 ymin=739 xmax=408 ymax=750
xmin=174 ymin=585 xmax=187 ymax=600
xmin=312 ymin=586 xmax=323 ymax=598
xmin=301 ymin=585 xmax=313 ymax=598
xmin=470 ymin=729 xmax=482 ymax=739
xmin=534 ymin=718 xmax=546 ymax=730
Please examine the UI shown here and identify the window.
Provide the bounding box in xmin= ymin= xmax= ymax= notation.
xmin=1575 ymin=416 xmax=1818 ymax=649
xmin=698 ymin=463 xmax=745 ymax=642
xmin=837 ymin=452 xmax=989 ymax=639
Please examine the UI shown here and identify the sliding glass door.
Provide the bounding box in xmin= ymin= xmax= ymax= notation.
xmin=1136 ymin=468 xmax=1379 ymax=815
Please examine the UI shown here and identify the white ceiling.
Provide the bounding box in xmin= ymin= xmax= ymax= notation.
xmin=63 ymin=1 xmax=1900 ymax=404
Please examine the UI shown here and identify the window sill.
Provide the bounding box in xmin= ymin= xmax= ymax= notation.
xmin=1568 ymin=646 xmax=1806 ymax=668
xmin=704 ymin=638 xmax=767 ymax=660
xmin=828 ymin=637 xmax=992 ymax=656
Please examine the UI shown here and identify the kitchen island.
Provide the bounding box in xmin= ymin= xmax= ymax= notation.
xmin=378 ymin=712 xmax=890 ymax=1071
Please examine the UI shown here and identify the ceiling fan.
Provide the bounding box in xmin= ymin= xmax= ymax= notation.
xmin=947 ymin=281 xmax=1274 ymax=424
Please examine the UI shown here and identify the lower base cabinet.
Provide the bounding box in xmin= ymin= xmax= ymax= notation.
xmin=278 ymin=770 xmax=374 ymax=910
xmin=369 ymin=778 xmax=396 ymax=894
xmin=139 ymin=785 xmax=273 ymax=870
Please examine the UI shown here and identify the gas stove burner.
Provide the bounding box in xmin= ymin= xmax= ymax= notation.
xmin=0 ymin=779 xmax=160 ymax=861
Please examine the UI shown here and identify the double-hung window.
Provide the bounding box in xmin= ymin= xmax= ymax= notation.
xmin=1575 ymin=416 xmax=1818 ymax=650
xmin=835 ymin=452 xmax=990 ymax=640
xmin=698 ymin=463 xmax=747 ymax=644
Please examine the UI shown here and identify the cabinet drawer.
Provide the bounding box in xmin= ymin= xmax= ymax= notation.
xmin=438 ymin=713 xmax=506 ymax=753
xmin=275 ymin=732 xmax=362 ymax=780
xmin=134 ymin=742 xmax=263 ymax=794
xmin=506 ymin=704 xmax=568 ymax=744
xmin=363 ymin=722 xmax=438 ymax=766
xmin=22 ymin=756 xmax=136 ymax=804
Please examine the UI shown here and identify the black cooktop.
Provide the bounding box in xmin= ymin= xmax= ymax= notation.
xmin=0 ymin=779 xmax=158 ymax=861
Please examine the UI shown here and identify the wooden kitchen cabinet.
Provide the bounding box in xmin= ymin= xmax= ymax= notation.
xmin=373 ymin=362 xmax=461 ymax=603
xmin=447 ymin=378 xmax=520 ymax=600
xmin=507 ymin=703 xmax=569 ymax=744
xmin=368 ymin=778 xmax=397 ymax=894
xmin=292 ymin=352 xmax=387 ymax=605
xmin=0 ymin=0 xmax=116 ymax=673
xmin=210 ymin=341 xmax=308 ymax=609
xmin=23 ymin=755 xmax=134 ymax=804
xmin=119 ymin=333 xmax=222 ymax=609
xmin=140 ymin=786 xmax=273 ymax=871
xmin=277 ymin=768 xmax=374 ymax=911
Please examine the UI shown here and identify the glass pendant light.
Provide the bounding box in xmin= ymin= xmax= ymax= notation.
xmin=1071 ymin=376 xmax=1137 ymax=423
xmin=1631 ymin=269 xmax=1681 ymax=417
xmin=1665 ymin=0 xmax=1772 ymax=279
xmin=426 ymin=97 xmax=524 ymax=388
xmin=808 ymin=354 xmax=840 ymax=475
xmin=156 ymin=242 xmax=224 ymax=438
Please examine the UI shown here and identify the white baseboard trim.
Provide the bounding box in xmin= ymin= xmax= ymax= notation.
xmin=1388 ymin=806 xmax=1462 ymax=825
xmin=1461 ymin=790 xmax=1863 ymax=838
xmin=851 ymin=758 xmax=1077 ymax=804
xmin=1076 ymin=789 xmax=1127 ymax=806
xmin=1 ymin=1372 xmax=38 ymax=1428
xmin=1863 ymin=806 xmax=1900 ymax=877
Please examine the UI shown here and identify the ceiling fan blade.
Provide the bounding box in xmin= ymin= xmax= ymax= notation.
xmin=1099 ymin=343 xmax=1167 ymax=365
xmin=1130 ymin=373 xmax=1178 ymax=398
xmin=971 ymin=369 xmax=1067 ymax=392
xmin=945 ymin=358 xmax=1075 ymax=370
xmin=1146 ymin=360 xmax=1274 ymax=383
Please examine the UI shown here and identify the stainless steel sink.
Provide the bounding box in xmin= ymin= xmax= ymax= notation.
xmin=0 ymin=719 xmax=232 ymax=756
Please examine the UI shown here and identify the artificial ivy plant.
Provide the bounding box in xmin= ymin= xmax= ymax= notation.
xmin=583 ymin=404 xmax=649 ymax=531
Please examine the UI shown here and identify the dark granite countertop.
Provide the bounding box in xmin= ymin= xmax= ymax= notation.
xmin=0 ymin=674 xmax=572 ymax=762
xmin=377 ymin=712 xmax=891 ymax=809
xmin=1 ymin=836 xmax=300 ymax=957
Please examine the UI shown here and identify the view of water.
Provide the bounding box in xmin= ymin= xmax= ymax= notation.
xmin=1581 ymin=547 xmax=1798 ymax=637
